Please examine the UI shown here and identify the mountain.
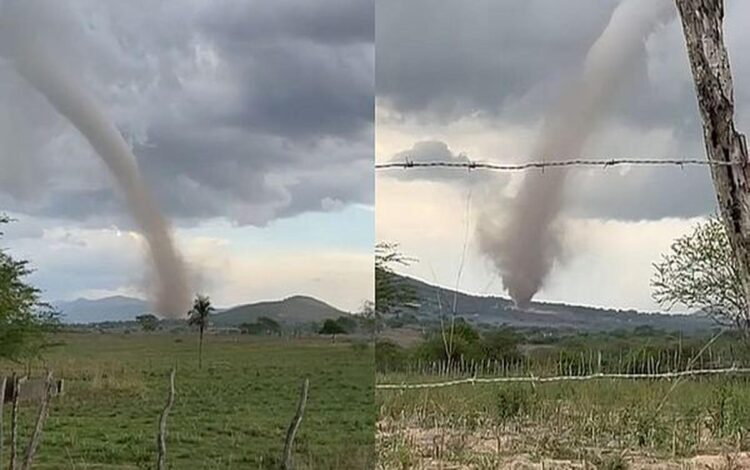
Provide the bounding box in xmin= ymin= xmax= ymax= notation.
xmin=54 ymin=296 xmax=150 ymax=324
xmin=396 ymin=274 xmax=715 ymax=333
xmin=211 ymin=295 xmax=348 ymax=327
xmin=55 ymin=294 xmax=348 ymax=326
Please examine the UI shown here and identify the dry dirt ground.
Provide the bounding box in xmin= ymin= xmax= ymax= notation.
xmin=377 ymin=422 xmax=750 ymax=469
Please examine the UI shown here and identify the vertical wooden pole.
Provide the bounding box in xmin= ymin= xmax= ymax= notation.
xmin=21 ymin=371 xmax=54 ymax=470
xmin=282 ymin=378 xmax=310 ymax=470
xmin=156 ymin=368 xmax=176 ymax=470
xmin=677 ymin=0 xmax=750 ymax=329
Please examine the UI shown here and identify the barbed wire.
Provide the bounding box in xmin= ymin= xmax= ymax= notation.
xmin=375 ymin=366 xmax=750 ymax=390
xmin=376 ymin=158 xmax=744 ymax=172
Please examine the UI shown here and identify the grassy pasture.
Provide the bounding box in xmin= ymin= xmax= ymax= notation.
xmin=1 ymin=333 xmax=375 ymax=469
xmin=377 ymin=372 xmax=750 ymax=468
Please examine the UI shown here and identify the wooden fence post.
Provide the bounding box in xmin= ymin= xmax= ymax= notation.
xmin=21 ymin=371 xmax=54 ymax=470
xmin=676 ymin=0 xmax=750 ymax=326
xmin=282 ymin=378 xmax=310 ymax=470
xmin=156 ymin=368 xmax=176 ymax=470
xmin=10 ymin=375 xmax=27 ymax=470
xmin=0 ymin=375 xmax=6 ymax=466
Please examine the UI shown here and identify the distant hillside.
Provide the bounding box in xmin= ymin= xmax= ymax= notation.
xmin=55 ymin=296 xmax=150 ymax=324
xmin=396 ymin=274 xmax=715 ymax=333
xmin=211 ymin=295 xmax=348 ymax=326
xmin=55 ymin=294 xmax=348 ymax=326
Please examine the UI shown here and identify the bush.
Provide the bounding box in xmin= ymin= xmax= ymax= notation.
xmin=481 ymin=327 xmax=522 ymax=363
xmin=495 ymin=386 xmax=534 ymax=422
xmin=413 ymin=319 xmax=484 ymax=363
xmin=376 ymin=340 xmax=408 ymax=372
xmin=350 ymin=341 xmax=370 ymax=354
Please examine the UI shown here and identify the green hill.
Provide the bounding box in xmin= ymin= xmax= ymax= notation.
xmin=394 ymin=274 xmax=715 ymax=333
xmin=211 ymin=295 xmax=349 ymax=326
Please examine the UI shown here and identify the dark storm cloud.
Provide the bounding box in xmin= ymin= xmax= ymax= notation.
xmin=202 ymin=0 xmax=372 ymax=46
xmin=133 ymin=122 xmax=374 ymax=225
xmin=213 ymin=42 xmax=373 ymax=139
xmin=377 ymin=0 xmax=620 ymax=121
xmin=0 ymin=0 xmax=373 ymax=227
xmin=377 ymin=0 xmax=750 ymax=221
xmin=200 ymin=0 xmax=373 ymax=139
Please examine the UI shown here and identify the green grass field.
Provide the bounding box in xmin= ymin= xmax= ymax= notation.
xmin=1 ymin=333 xmax=375 ymax=469
xmin=377 ymin=372 xmax=750 ymax=468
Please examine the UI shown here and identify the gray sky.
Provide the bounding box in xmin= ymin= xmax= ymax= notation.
xmin=0 ymin=0 xmax=374 ymax=311
xmin=376 ymin=0 xmax=750 ymax=312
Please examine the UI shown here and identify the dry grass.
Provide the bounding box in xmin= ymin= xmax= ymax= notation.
xmin=377 ymin=374 xmax=750 ymax=469
xmin=377 ymin=420 xmax=750 ymax=469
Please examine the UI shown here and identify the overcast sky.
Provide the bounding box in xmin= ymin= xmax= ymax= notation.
xmin=376 ymin=0 xmax=750 ymax=312
xmin=0 ymin=0 xmax=373 ymax=311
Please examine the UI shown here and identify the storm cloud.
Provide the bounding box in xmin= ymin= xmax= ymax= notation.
xmin=377 ymin=0 xmax=750 ymax=222
xmin=0 ymin=0 xmax=374 ymax=229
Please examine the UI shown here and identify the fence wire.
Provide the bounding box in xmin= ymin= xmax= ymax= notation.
xmin=376 ymin=158 xmax=744 ymax=172
xmin=376 ymin=367 xmax=750 ymax=390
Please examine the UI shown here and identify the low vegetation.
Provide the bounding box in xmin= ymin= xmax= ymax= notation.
xmin=376 ymin=325 xmax=750 ymax=468
xmin=1 ymin=333 xmax=375 ymax=469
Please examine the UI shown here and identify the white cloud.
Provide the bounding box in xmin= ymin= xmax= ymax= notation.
xmin=377 ymin=174 xmax=707 ymax=311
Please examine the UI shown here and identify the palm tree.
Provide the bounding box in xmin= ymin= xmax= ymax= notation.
xmin=187 ymin=294 xmax=213 ymax=369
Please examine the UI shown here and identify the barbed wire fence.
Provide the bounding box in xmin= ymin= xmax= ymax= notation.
xmin=375 ymin=155 xmax=749 ymax=392
xmin=376 ymin=157 xmax=742 ymax=172
xmin=376 ymin=367 xmax=750 ymax=390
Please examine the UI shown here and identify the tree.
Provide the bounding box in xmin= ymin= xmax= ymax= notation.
xmin=360 ymin=300 xmax=381 ymax=340
xmin=481 ymin=327 xmax=522 ymax=363
xmin=256 ymin=316 xmax=282 ymax=335
xmin=319 ymin=319 xmax=346 ymax=342
xmin=419 ymin=318 xmax=482 ymax=363
xmin=135 ymin=313 xmax=159 ymax=332
xmin=375 ymin=242 xmax=418 ymax=316
xmin=0 ymin=215 xmax=57 ymax=361
xmin=241 ymin=316 xmax=282 ymax=336
xmin=651 ymin=217 xmax=747 ymax=333
xmin=187 ymin=294 xmax=213 ymax=369
xmin=375 ymin=340 xmax=406 ymax=372
xmin=676 ymin=0 xmax=750 ymax=326
xmin=240 ymin=322 xmax=265 ymax=335
xmin=334 ymin=315 xmax=357 ymax=334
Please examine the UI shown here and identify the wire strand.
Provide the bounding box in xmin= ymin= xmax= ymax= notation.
xmin=376 ymin=158 xmax=743 ymax=172
xmin=376 ymin=367 xmax=750 ymax=390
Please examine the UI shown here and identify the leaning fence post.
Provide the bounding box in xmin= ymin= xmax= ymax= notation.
xmin=156 ymin=368 xmax=176 ymax=470
xmin=282 ymin=378 xmax=310 ymax=470
xmin=10 ymin=374 xmax=27 ymax=470
xmin=0 ymin=375 xmax=6 ymax=465
xmin=21 ymin=370 xmax=54 ymax=470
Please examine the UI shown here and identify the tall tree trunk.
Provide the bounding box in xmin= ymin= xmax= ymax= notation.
xmin=676 ymin=0 xmax=750 ymax=327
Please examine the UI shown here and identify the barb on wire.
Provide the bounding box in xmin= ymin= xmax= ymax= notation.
xmin=376 ymin=158 xmax=744 ymax=172
xmin=375 ymin=367 xmax=750 ymax=390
